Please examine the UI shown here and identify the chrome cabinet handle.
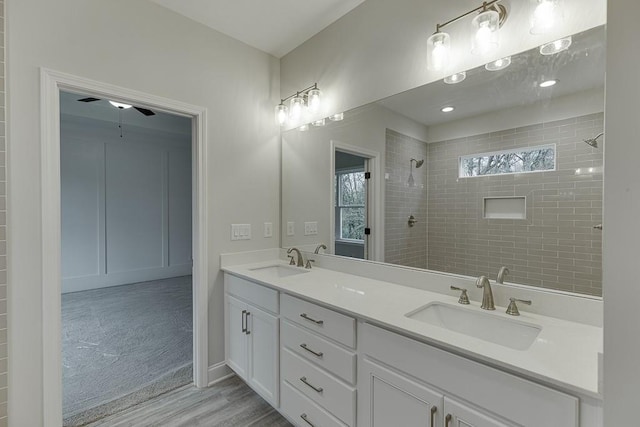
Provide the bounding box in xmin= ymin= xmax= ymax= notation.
xmin=300 ymin=313 xmax=324 ymax=325
xmin=300 ymin=413 xmax=315 ymax=427
xmin=300 ymin=343 xmax=324 ymax=358
xmin=445 ymin=414 xmax=452 ymax=427
xmin=300 ymin=376 xmax=323 ymax=393
xmin=241 ymin=310 xmax=247 ymax=333
xmin=245 ymin=312 xmax=251 ymax=334
xmin=430 ymin=406 xmax=437 ymax=427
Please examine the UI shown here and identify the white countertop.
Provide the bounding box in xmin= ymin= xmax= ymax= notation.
xmin=222 ymin=259 xmax=603 ymax=399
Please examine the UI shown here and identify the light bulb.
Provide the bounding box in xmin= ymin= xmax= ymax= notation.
xmin=312 ymin=118 xmax=326 ymax=127
xmin=531 ymin=0 xmax=563 ymax=35
xmin=441 ymin=106 xmax=455 ymax=113
xmin=289 ymin=95 xmax=304 ymax=121
xmin=109 ymin=101 xmax=132 ymax=109
xmin=485 ymin=56 xmax=511 ymax=71
xmin=299 ymin=124 xmax=309 ymax=131
xmin=539 ymin=36 xmax=572 ymax=55
xmin=427 ymin=32 xmax=450 ymax=71
xmin=539 ymin=79 xmax=558 ymax=88
xmin=444 ymin=71 xmax=467 ymax=84
xmin=472 ymin=10 xmax=499 ymax=55
xmin=307 ymin=88 xmax=322 ymax=114
xmin=275 ymin=104 xmax=288 ymax=126
xmin=329 ymin=112 xmax=344 ymax=121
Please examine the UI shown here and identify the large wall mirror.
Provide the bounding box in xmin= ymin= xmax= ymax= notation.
xmin=282 ymin=24 xmax=605 ymax=297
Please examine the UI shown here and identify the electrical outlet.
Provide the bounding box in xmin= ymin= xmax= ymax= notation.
xmin=264 ymin=222 xmax=273 ymax=238
xmin=304 ymin=221 xmax=318 ymax=236
xmin=287 ymin=221 xmax=295 ymax=236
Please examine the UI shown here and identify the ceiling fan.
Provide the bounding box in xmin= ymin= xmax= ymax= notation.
xmin=77 ymin=97 xmax=156 ymax=116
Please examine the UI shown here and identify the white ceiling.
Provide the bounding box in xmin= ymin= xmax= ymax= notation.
xmin=149 ymin=0 xmax=367 ymax=58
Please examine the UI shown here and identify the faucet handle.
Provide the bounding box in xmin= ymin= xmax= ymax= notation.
xmin=450 ymin=286 xmax=470 ymax=305
xmin=305 ymin=258 xmax=315 ymax=269
xmin=288 ymin=255 xmax=296 ymax=265
xmin=506 ymin=297 xmax=532 ymax=316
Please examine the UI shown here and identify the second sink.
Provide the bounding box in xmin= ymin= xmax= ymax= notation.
xmin=405 ymin=302 xmax=542 ymax=351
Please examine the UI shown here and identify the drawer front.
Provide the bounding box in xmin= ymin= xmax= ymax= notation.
xmin=225 ymin=273 xmax=279 ymax=314
xmin=281 ymin=294 xmax=356 ymax=348
xmin=281 ymin=381 xmax=347 ymax=427
xmin=282 ymin=320 xmax=356 ymax=385
xmin=282 ymin=348 xmax=356 ymax=426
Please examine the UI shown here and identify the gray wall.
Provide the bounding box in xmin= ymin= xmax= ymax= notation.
xmin=0 ymin=1 xmax=6 ymax=424
xmin=427 ymin=113 xmax=603 ymax=295
xmin=61 ymin=115 xmax=192 ymax=293
xmin=385 ymin=129 xmax=428 ymax=268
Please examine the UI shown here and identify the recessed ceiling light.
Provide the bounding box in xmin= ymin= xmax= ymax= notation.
xmin=444 ymin=71 xmax=466 ymax=85
xmin=539 ymin=79 xmax=558 ymax=88
xmin=539 ymin=36 xmax=572 ymax=55
xmin=109 ymin=101 xmax=132 ymax=109
xmin=441 ymin=106 xmax=455 ymax=113
xmin=485 ymin=56 xmax=512 ymax=71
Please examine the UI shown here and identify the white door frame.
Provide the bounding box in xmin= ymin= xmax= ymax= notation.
xmin=330 ymin=140 xmax=382 ymax=261
xmin=40 ymin=68 xmax=209 ymax=425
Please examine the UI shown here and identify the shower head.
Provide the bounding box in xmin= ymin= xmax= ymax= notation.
xmin=583 ymin=132 xmax=603 ymax=148
xmin=411 ymin=158 xmax=424 ymax=168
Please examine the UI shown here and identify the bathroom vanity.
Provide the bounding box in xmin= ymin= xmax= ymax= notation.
xmin=222 ymin=251 xmax=602 ymax=427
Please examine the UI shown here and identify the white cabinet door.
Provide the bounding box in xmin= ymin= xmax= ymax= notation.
xmin=359 ymin=359 xmax=444 ymax=427
xmin=247 ymin=306 xmax=279 ymax=406
xmin=226 ymin=295 xmax=248 ymax=379
xmin=443 ymin=397 xmax=513 ymax=427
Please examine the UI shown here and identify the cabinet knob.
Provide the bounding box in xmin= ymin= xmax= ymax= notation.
xmin=300 ymin=376 xmax=324 ymax=394
xmin=300 ymin=413 xmax=315 ymax=427
xmin=241 ymin=310 xmax=247 ymax=333
xmin=300 ymin=313 xmax=324 ymax=325
xmin=445 ymin=414 xmax=452 ymax=427
xmin=430 ymin=406 xmax=437 ymax=427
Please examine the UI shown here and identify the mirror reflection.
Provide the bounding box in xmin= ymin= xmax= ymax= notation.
xmin=282 ymin=26 xmax=605 ymax=297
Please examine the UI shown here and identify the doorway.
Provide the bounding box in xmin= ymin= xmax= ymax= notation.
xmin=41 ymin=69 xmax=209 ymax=426
xmin=59 ymin=90 xmax=195 ymax=425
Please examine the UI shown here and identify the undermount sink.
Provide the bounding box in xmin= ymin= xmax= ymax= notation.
xmin=249 ymin=264 xmax=309 ymax=279
xmin=405 ymin=302 xmax=542 ymax=351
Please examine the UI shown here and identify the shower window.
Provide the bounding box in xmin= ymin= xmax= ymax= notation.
xmin=459 ymin=144 xmax=556 ymax=178
xmin=335 ymin=170 xmax=366 ymax=241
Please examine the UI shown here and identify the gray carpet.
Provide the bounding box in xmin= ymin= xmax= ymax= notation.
xmin=62 ymin=276 xmax=193 ymax=426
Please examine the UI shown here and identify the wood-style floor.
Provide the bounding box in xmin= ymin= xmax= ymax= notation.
xmin=86 ymin=375 xmax=293 ymax=426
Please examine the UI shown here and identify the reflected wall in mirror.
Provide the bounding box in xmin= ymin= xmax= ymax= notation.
xmin=282 ymin=26 xmax=605 ymax=296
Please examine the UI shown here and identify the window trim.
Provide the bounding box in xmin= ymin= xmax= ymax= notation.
xmin=458 ymin=143 xmax=557 ymax=178
xmin=335 ymin=169 xmax=366 ymax=242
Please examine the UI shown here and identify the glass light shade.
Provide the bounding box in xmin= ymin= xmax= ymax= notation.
xmin=472 ymin=10 xmax=499 ymax=55
xmin=485 ymin=56 xmax=511 ymax=71
xmin=289 ymin=95 xmax=304 ymax=120
xmin=539 ymin=37 xmax=572 ymax=55
xmin=307 ymin=88 xmax=322 ymax=113
xmin=329 ymin=112 xmax=344 ymax=121
xmin=444 ymin=71 xmax=467 ymax=84
xmin=312 ymin=118 xmax=326 ymax=127
xmin=441 ymin=106 xmax=455 ymax=113
xmin=427 ymin=32 xmax=451 ymax=71
xmin=530 ymin=0 xmax=564 ymax=35
xmin=275 ymin=104 xmax=288 ymax=126
xmin=299 ymin=124 xmax=309 ymax=131
xmin=109 ymin=101 xmax=132 ymax=109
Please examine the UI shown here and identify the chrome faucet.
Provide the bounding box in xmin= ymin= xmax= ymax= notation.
xmin=476 ymin=275 xmax=495 ymax=310
xmin=314 ymin=243 xmax=327 ymax=254
xmin=287 ymin=247 xmax=304 ymax=267
xmin=496 ymin=266 xmax=510 ymax=284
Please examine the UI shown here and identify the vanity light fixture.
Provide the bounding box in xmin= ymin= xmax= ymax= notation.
xmin=109 ymin=101 xmax=132 ymax=109
xmin=428 ymin=1 xmax=507 ymax=71
xmin=274 ymin=83 xmax=322 ymax=126
xmin=329 ymin=112 xmax=344 ymax=121
xmin=441 ymin=106 xmax=455 ymax=113
xmin=444 ymin=71 xmax=467 ymax=84
xmin=485 ymin=56 xmax=511 ymax=71
xmin=539 ymin=79 xmax=558 ymax=88
xmin=539 ymin=36 xmax=572 ymax=55
xmin=530 ymin=0 xmax=564 ymax=35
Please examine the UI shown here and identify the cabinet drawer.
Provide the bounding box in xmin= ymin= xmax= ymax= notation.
xmin=225 ymin=273 xmax=278 ymax=314
xmin=282 ymin=320 xmax=356 ymax=385
xmin=281 ymin=294 xmax=356 ymax=348
xmin=282 ymin=348 xmax=356 ymax=426
xmin=281 ymin=381 xmax=347 ymax=427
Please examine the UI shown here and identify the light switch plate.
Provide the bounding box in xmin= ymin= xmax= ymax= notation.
xmin=304 ymin=221 xmax=318 ymax=236
xmin=231 ymin=224 xmax=251 ymax=241
xmin=263 ymin=222 xmax=273 ymax=238
xmin=287 ymin=221 xmax=295 ymax=236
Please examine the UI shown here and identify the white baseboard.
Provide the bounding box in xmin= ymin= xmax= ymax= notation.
xmin=207 ymin=361 xmax=233 ymax=387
